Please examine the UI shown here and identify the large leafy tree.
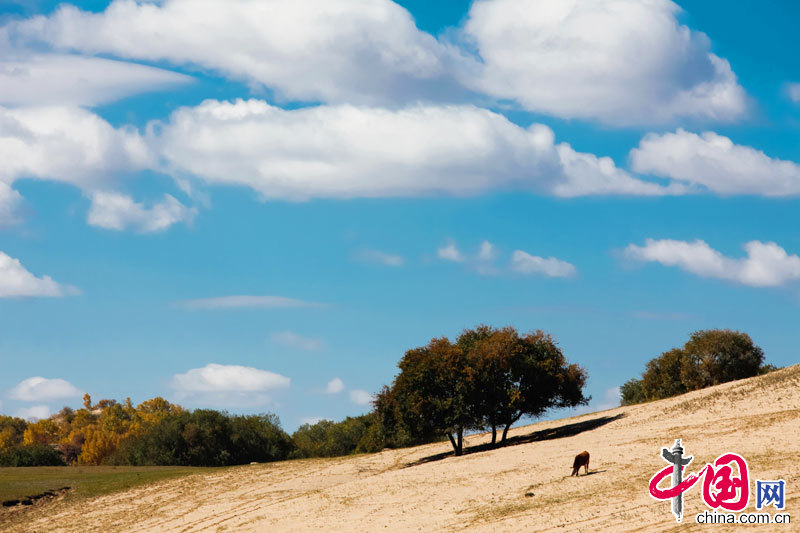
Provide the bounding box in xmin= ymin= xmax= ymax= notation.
xmin=681 ymin=329 xmax=764 ymax=389
xmin=382 ymin=326 xmax=589 ymax=455
xmin=464 ymin=326 xmax=589 ymax=444
xmin=390 ymin=337 xmax=474 ymax=455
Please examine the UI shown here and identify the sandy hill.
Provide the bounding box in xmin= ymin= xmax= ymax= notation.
xmin=7 ymin=365 xmax=800 ymax=532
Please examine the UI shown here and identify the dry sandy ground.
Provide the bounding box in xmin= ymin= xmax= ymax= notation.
xmin=4 ymin=365 xmax=800 ymax=532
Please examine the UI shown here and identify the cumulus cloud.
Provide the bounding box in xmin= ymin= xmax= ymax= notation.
xmin=437 ymin=240 xmax=465 ymax=262
xmin=0 ymin=251 xmax=79 ymax=298
xmin=325 ymin=378 xmax=345 ymax=394
xmin=0 ymin=100 xmax=675 ymax=214
xmin=631 ymin=129 xmax=800 ymax=196
xmin=271 ymin=331 xmax=324 ymax=351
xmin=170 ymin=363 xmax=290 ymax=406
xmin=178 ymin=295 xmax=322 ymax=310
xmin=462 ymin=0 xmax=746 ymax=125
xmin=9 ymin=377 xmax=82 ymax=401
xmin=0 ymin=105 xmax=152 ymax=191
xmin=511 ymin=250 xmax=577 ymax=278
xmin=17 ymin=405 xmax=50 ymax=421
xmin=155 ymin=99 xmax=670 ymax=200
xmin=8 ymin=0 xmax=466 ymax=106
xmin=0 ymin=53 xmax=191 ymax=107
xmin=6 ymin=0 xmax=745 ymax=126
xmin=349 ymin=389 xmax=373 ymax=406
xmin=624 ymin=238 xmax=800 ymax=287
xmin=356 ymin=249 xmax=404 ymax=267
xmin=87 ymin=191 xmax=196 ymax=232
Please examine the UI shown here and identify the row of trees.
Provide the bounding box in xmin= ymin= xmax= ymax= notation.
xmin=1 ymin=325 xmax=590 ymax=464
xmin=620 ymin=329 xmax=776 ymax=405
xmin=375 ymin=326 xmax=589 ymax=455
xmin=1 ymin=396 xmax=294 ymax=467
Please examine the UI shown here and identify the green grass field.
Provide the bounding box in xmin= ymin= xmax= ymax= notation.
xmin=0 ymin=465 xmax=214 ymax=505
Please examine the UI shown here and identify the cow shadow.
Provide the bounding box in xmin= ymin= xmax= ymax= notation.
xmin=404 ymin=413 xmax=624 ymax=468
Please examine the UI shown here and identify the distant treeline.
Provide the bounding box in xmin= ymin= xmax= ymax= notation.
xmin=1 ymin=325 xmax=590 ymax=466
xmin=0 ymin=395 xmax=389 ymax=467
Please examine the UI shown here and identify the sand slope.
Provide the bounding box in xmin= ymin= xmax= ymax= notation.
xmin=5 ymin=365 xmax=800 ymax=532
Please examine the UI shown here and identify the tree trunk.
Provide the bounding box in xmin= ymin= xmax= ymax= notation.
xmin=491 ymin=424 xmax=497 ymax=446
xmin=456 ymin=427 xmax=463 ymax=456
xmin=447 ymin=432 xmax=457 ymax=454
xmin=501 ymin=414 xmax=522 ymax=444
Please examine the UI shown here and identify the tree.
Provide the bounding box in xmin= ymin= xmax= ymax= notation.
xmin=0 ymin=416 xmax=27 ymax=453
xmin=391 ymin=337 xmax=474 ymax=455
xmin=621 ymin=329 xmax=770 ymax=404
xmin=382 ymin=326 xmax=589 ymax=455
xmin=682 ymin=329 xmax=764 ymax=389
xmin=620 ymin=378 xmax=644 ymax=406
xmin=641 ymin=348 xmax=688 ymax=401
xmin=463 ymin=326 xmax=589 ymax=444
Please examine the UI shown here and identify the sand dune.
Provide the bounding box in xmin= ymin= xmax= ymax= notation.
xmin=6 ymin=365 xmax=800 ymax=532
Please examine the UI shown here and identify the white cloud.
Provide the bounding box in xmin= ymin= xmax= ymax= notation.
xmin=87 ymin=191 xmax=196 ymax=233
xmin=631 ymin=129 xmax=800 ymax=196
xmin=9 ymin=377 xmax=82 ymax=401
xmin=170 ymin=363 xmax=290 ymax=406
xmin=8 ymin=0 xmax=464 ymax=106
xmin=592 ymin=387 xmax=621 ymax=411
xmin=349 ymin=389 xmax=373 ymax=406
xmin=478 ymin=240 xmax=495 ymax=261
xmin=0 ymin=53 xmax=191 ymax=107
xmin=178 ymin=295 xmax=322 ymax=310
xmin=511 ymin=250 xmax=576 ymax=278
xmin=325 ymin=377 xmax=345 ymax=394
xmin=356 ymin=249 xmax=404 ymax=267
xmin=0 ymin=182 xmax=23 ymax=226
xmin=571 ymin=386 xmax=621 ymax=416
xmin=624 ymin=238 xmax=800 ymax=287
xmin=0 ymin=251 xmax=79 ymax=298
xmin=787 ymin=83 xmax=800 ymax=103
xmin=0 ymin=100 xmax=674 ymax=211
xmin=462 ymin=0 xmax=745 ymax=125
xmin=271 ymin=331 xmax=324 ymax=352
xmin=0 ymin=105 xmax=152 ymax=191
xmin=7 ymin=0 xmax=745 ymax=126
xmin=437 ymin=240 xmax=465 ymax=262
xmin=17 ymin=405 xmax=50 ymax=421
xmin=155 ymin=99 xmax=671 ymax=200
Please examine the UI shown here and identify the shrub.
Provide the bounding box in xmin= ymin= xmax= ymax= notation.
xmin=0 ymin=444 xmax=66 ymax=467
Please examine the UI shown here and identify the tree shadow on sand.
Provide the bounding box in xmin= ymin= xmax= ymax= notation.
xmin=404 ymin=413 xmax=624 ymax=468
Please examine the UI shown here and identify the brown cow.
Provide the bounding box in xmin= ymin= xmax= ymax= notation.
xmin=571 ymin=451 xmax=590 ymax=476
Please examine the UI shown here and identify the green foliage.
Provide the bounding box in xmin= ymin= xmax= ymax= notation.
xmin=291 ymin=414 xmax=379 ymax=458
xmin=463 ymin=326 xmax=590 ymax=444
xmin=0 ymin=444 xmax=66 ymax=467
xmin=682 ymin=329 xmax=764 ymax=388
xmin=620 ymin=378 xmax=644 ymax=406
xmin=641 ymin=348 xmax=688 ymax=400
xmin=623 ymin=329 xmax=771 ymax=405
xmin=112 ymin=410 xmax=294 ymax=466
xmin=379 ymin=325 xmax=589 ymax=455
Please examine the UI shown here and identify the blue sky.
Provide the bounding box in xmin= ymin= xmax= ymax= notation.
xmin=1 ymin=0 xmax=798 ymax=429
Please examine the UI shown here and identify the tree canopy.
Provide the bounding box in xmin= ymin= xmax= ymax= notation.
xmin=379 ymin=325 xmax=589 ymax=455
xmin=621 ymin=329 xmax=772 ymax=405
